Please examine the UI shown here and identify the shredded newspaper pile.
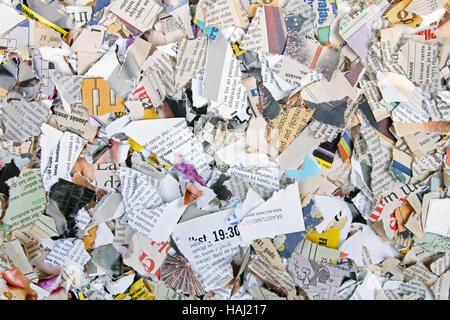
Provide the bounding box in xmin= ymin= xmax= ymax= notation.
xmin=0 ymin=0 xmax=449 ymax=300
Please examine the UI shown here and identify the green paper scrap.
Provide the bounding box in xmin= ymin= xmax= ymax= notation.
xmin=414 ymin=233 xmax=450 ymax=254
xmin=3 ymin=168 xmax=47 ymax=230
xmin=318 ymin=27 xmax=330 ymax=43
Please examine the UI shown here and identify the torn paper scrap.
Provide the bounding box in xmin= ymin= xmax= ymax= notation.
xmin=1 ymin=100 xmax=51 ymax=142
xmin=425 ymin=198 xmax=450 ymax=237
xmin=172 ymin=208 xmax=242 ymax=292
xmin=3 ymin=169 xmax=46 ymax=230
xmin=122 ymin=118 xmax=213 ymax=181
xmin=238 ymin=183 xmax=304 ymax=242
